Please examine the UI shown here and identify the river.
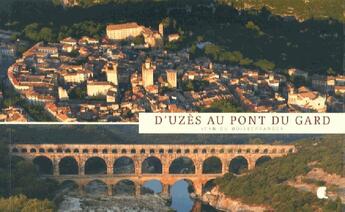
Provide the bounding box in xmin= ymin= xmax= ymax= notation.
xmin=145 ymin=180 xmax=219 ymax=212
xmin=58 ymin=179 xmax=220 ymax=212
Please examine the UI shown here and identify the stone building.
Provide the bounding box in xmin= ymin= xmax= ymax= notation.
xmin=106 ymin=22 xmax=143 ymax=40
xmin=87 ymin=81 xmax=116 ymax=97
xmin=166 ymin=69 xmax=177 ymax=88
xmin=288 ymin=86 xmax=327 ymax=112
xmin=103 ymin=62 xmax=118 ymax=86
xmin=141 ymin=58 xmax=155 ymax=88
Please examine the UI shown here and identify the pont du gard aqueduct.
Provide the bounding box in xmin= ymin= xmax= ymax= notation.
xmin=10 ymin=143 xmax=296 ymax=196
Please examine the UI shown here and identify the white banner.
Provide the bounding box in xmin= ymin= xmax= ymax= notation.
xmin=139 ymin=113 xmax=345 ymax=134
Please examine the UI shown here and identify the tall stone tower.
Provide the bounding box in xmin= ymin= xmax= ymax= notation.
xmin=103 ymin=62 xmax=118 ymax=85
xmin=159 ymin=23 xmax=164 ymax=37
xmin=142 ymin=58 xmax=155 ymax=88
xmin=166 ymin=69 xmax=177 ymax=88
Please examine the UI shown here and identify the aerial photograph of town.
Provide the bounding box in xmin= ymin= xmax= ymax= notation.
xmin=0 ymin=0 xmax=344 ymax=212
xmin=0 ymin=0 xmax=343 ymax=122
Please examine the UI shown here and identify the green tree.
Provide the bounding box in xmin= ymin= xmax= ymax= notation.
xmin=39 ymin=27 xmax=54 ymax=42
xmin=200 ymin=100 xmax=244 ymax=112
xmin=254 ymin=59 xmax=275 ymax=71
xmin=0 ymin=195 xmax=54 ymax=212
xmin=204 ymin=44 xmax=221 ymax=60
xmin=239 ymin=57 xmax=253 ymax=66
xmin=326 ymin=67 xmax=336 ymax=76
xmin=23 ymin=23 xmax=40 ymax=42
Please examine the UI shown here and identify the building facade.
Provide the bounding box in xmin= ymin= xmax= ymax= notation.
xmin=142 ymin=58 xmax=155 ymax=88
xmin=106 ymin=23 xmax=143 ymax=40
xmin=166 ymin=69 xmax=177 ymax=88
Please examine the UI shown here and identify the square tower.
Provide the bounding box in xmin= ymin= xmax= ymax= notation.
xmin=142 ymin=58 xmax=155 ymax=88
xmin=166 ymin=69 xmax=177 ymax=88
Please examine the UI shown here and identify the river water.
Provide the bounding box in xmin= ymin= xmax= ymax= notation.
xmin=144 ymin=180 xmax=219 ymax=212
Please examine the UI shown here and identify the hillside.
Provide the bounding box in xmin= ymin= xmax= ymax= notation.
xmin=50 ymin=0 xmax=345 ymax=22
xmin=218 ymin=0 xmax=344 ymax=22
xmin=0 ymin=125 xmax=314 ymax=144
xmin=215 ymin=135 xmax=344 ymax=211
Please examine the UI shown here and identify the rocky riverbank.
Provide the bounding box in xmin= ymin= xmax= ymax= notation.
xmin=202 ymin=187 xmax=271 ymax=212
xmin=58 ymin=192 xmax=172 ymax=212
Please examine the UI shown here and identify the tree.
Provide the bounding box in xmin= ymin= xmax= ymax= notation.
xmin=0 ymin=195 xmax=54 ymax=212
xmin=204 ymin=44 xmax=221 ymax=60
xmin=132 ymin=35 xmax=145 ymax=45
xmin=239 ymin=57 xmax=253 ymax=66
xmin=0 ymin=139 xmax=58 ymax=199
xmin=39 ymin=27 xmax=54 ymax=42
xmin=254 ymin=59 xmax=275 ymax=71
xmin=23 ymin=23 xmax=40 ymax=42
xmin=200 ymin=100 xmax=244 ymax=112
xmin=327 ymin=67 xmax=336 ymax=76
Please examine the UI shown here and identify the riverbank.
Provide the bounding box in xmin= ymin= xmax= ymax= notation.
xmin=202 ymin=186 xmax=271 ymax=212
xmin=58 ymin=192 xmax=173 ymax=212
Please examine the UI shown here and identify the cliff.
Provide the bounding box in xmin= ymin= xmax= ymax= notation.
xmin=202 ymin=186 xmax=271 ymax=212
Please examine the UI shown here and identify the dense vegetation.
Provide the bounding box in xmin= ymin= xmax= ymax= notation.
xmin=0 ymin=195 xmax=54 ymax=211
xmin=200 ymin=100 xmax=244 ymax=112
xmin=48 ymin=0 xmax=344 ymax=22
xmin=0 ymin=133 xmax=58 ymax=211
xmin=0 ymin=0 xmax=342 ymax=75
xmin=218 ymin=0 xmax=344 ymax=22
xmin=216 ymin=135 xmax=344 ymax=211
xmin=0 ymin=125 xmax=314 ymax=144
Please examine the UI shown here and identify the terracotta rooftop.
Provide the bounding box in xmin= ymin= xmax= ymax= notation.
xmin=107 ymin=22 xmax=141 ymax=31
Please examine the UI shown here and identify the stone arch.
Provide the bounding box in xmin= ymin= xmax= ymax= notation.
xmin=59 ymin=156 xmax=79 ymax=175
xmin=85 ymin=179 xmax=108 ymax=195
xmin=12 ymin=147 xmax=18 ymax=153
xmin=112 ymin=179 xmax=136 ymax=196
xmin=229 ymin=156 xmax=248 ymax=174
xmin=30 ymin=148 xmax=36 ymax=153
xmin=142 ymin=179 xmax=163 ymax=194
xmin=172 ymin=179 xmax=196 ymax=195
xmin=142 ymin=156 xmax=162 ymax=174
xmin=255 ymin=156 xmax=272 ymax=167
xmin=84 ymin=157 xmax=107 ymax=175
xmin=33 ymin=156 xmax=53 ymax=175
xmin=170 ymin=179 xmax=195 ymax=211
xmin=21 ymin=148 xmax=27 ymax=153
xmin=169 ymin=157 xmax=195 ymax=174
xmin=202 ymin=156 xmax=222 ymax=174
xmin=60 ymin=180 xmax=79 ymax=190
xmin=113 ymin=156 xmax=135 ymax=174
